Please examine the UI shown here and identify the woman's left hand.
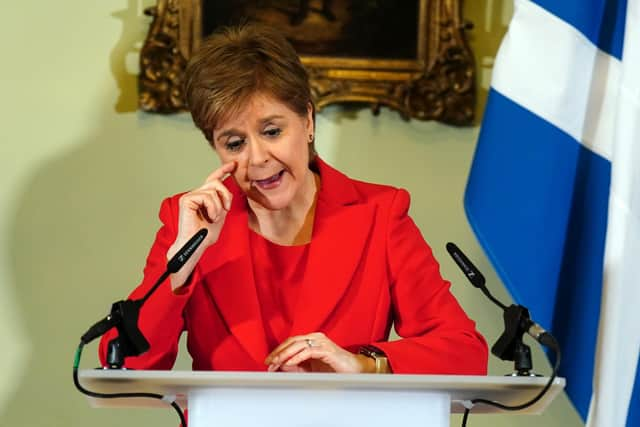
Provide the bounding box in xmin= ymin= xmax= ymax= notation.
xmin=264 ymin=332 xmax=373 ymax=373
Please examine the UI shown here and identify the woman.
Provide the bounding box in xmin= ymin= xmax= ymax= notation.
xmin=99 ymin=24 xmax=488 ymax=374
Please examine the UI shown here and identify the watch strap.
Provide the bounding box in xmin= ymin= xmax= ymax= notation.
xmin=359 ymin=345 xmax=390 ymax=374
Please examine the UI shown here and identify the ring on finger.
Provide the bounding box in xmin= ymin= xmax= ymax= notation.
xmin=306 ymin=339 xmax=315 ymax=348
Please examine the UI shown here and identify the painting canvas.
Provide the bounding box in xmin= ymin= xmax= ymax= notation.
xmin=201 ymin=0 xmax=419 ymax=59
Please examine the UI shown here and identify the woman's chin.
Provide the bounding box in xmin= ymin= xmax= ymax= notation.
xmin=248 ymin=192 xmax=292 ymax=211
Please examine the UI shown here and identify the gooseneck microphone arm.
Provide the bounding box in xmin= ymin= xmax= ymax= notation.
xmin=74 ymin=228 xmax=208 ymax=427
xmin=445 ymin=242 xmax=561 ymax=427
xmin=445 ymin=242 xmax=507 ymax=310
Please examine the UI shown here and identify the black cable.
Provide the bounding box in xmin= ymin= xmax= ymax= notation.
xmin=461 ymin=335 xmax=561 ymax=427
xmin=73 ymin=343 xmax=187 ymax=427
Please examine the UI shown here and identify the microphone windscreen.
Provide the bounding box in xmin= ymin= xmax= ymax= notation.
xmin=167 ymin=228 xmax=208 ymax=273
xmin=445 ymin=242 xmax=486 ymax=288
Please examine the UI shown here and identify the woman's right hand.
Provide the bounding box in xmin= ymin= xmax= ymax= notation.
xmin=167 ymin=161 xmax=236 ymax=291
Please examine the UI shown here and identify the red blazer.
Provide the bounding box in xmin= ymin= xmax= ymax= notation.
xmin=99 ymin=158 xmax=488 ymax=374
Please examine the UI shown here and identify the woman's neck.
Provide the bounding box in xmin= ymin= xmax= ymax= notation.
xmin=248 ymin=170 xmax=319 ymax=245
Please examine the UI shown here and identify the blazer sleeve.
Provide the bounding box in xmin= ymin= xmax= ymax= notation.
xmin=98 ymin=196 xmax=195 ymax=369
xmin=371 ymin=189 xmax=488 ymax=375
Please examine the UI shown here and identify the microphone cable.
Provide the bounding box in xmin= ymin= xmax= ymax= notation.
xmin=460 ymin=336 xmax=561 ymax=426
xmin=73 ymin=342 xmax=187 ymax=427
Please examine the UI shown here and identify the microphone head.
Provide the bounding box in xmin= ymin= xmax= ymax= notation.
xmin=167 ymin=228 xmax=208 ymax=273
xmin=445 ymin=242 xmax=486 ymax=289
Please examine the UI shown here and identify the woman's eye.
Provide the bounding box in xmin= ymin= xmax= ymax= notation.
xmin=264 ymin=127 xmax=282 ymax=137
xmin=225 ymin=138 xmax=245 ymax=152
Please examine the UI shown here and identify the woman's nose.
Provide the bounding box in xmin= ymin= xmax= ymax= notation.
xmin=248 ymin=138 xmax=269 ymax=165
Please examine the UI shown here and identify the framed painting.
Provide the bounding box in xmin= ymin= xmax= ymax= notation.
xmin=139 ymin=0 xmax=475 ymax=124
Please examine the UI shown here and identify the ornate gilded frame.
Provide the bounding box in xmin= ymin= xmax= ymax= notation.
xmin=139 ymin=0 xmax=475 ymax=125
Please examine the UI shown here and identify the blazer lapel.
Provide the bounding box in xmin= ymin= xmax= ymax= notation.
xmin=291 ymin=159 xmax=376 ymax=335
xmin=197 ymin=179 xmax=269 ymax=365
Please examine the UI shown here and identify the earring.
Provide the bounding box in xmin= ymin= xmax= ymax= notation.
xmin=308 ymin=134 xmax=314 ymax=143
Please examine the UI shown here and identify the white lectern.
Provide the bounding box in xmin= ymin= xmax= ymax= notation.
xmin=79 ymin=370 xmax=565 ymax=427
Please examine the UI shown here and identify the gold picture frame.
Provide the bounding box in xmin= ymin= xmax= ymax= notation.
xmin=139 ymin=0 xmax=475 ymax=125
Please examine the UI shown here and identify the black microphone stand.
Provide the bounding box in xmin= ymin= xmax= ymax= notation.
xmin=99 ymin=265 xmax=174 ymax=368
xmin=492 ymin=304 xmax=537 ymax=376
xmin=103 ymin=300 xmax=148 ymax=369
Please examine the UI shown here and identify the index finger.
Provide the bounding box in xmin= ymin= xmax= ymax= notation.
xmin=205 ymin=161 xmax=237 ymax=183
xmin=265 ymin=335 xmax=305 ymax=364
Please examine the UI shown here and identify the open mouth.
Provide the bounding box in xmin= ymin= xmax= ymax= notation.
xmin=253 ymin=170 xmax=285 ymax=189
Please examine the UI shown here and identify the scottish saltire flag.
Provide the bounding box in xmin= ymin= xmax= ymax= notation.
xmin=464 ymin=0 xmax=639 ymax=425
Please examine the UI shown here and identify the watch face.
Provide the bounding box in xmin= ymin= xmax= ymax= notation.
xmin=360 ymin=345 xmax=386 ymax=358
xmin=360 ymin=345 xmax=387 ymax=359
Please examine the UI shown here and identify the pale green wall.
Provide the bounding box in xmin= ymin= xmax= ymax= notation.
xmin=0 ymin=1 xmax=582 ymax=426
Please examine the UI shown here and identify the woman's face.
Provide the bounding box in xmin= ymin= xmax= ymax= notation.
xmin=212 ymin=93 xmax=314 ymax=211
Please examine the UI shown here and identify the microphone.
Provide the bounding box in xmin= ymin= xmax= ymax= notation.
xmin=446 ymin=242 xmax=506 ymax=310
xmin=446 ymin=242 xmax=559 ymax=367
xmin=445 ymin=242 xmax=486 ymax=289
xmin=80 ymin=228 xmax=209 ymax=347
xmin=166 ymin=228 xmax=208 ymax=273
xmin=139 ymin=228 xmax=209 ymax=303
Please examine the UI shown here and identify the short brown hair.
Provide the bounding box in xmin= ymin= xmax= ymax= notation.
xmin=184 ymin=23 xmax=315 ymax=153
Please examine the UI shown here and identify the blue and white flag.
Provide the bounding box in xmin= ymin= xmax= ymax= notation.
xmin=464 ymin=0 xmax=639 ymax=425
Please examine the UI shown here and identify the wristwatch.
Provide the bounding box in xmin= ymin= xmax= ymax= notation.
xmin=359 ymin=345 xmax=390 ymax=374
